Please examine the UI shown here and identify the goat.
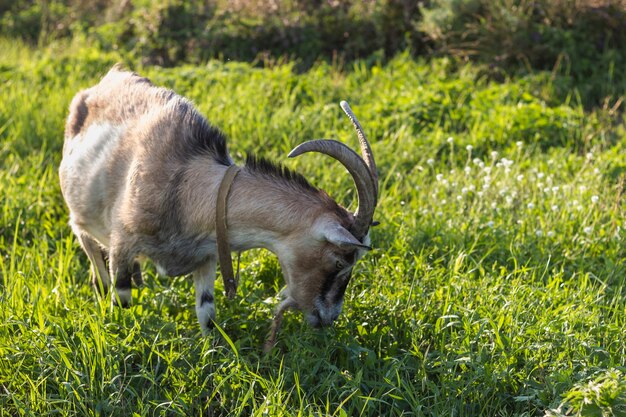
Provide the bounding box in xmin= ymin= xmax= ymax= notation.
xmin=59 ymin=65 xmax=378 ymax=338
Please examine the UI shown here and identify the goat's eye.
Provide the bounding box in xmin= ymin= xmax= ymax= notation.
xmin=335 ymin=260 xmax=344 ymax=270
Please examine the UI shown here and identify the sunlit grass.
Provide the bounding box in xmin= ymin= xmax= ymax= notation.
xmin=0 ymin=39 xmax=624 ymax=416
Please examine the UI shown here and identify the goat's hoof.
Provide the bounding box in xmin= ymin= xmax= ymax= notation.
xmin=112 ymin=298 xmax=131 ymax=308
xmin=112 ymin=288 xmax=131 ymax=308
xmin=200 ymin=319 xmax=215 ymax=336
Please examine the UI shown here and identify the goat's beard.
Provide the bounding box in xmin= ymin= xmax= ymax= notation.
xmin=264 ymin=298 xmax=296 ymax=352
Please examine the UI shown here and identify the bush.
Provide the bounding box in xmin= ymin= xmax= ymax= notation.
xmin=1 ymin=0 xmax=426 ymax=66
xmin=419 ymin=0 xmax=626 ymax=107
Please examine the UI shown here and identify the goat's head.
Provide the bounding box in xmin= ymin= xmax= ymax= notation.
xmin=280 ymin=101 xmax=378 ymax=328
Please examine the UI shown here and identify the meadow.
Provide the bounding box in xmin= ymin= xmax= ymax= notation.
xmin=0 ymin=39 xmax=625 ymax=416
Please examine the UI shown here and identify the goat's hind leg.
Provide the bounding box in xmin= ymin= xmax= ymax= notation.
xmin=76 ymin=233 xmax=110 ymax=296
xmin=108 ymin=246 xmax=137 ymax=308
xmin=193 ymin=258 xmax=217 ymax=335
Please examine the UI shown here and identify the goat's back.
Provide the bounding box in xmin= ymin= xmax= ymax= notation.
xmin=59 ymin=65 xmax=231 ymax=246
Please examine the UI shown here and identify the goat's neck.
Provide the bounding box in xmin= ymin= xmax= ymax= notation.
xmin=221 ymin=168 xmax=327 ymax=253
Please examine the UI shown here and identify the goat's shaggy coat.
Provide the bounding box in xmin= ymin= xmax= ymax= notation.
xmin=60 ymin=65 xmax=378 ymax=338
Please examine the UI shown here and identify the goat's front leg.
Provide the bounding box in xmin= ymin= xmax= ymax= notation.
xmin=193 ymin=258 xmax=217 ymax=335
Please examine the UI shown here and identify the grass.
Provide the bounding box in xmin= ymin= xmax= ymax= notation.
xmin=0 ymin=38 xmax=625 ymax=416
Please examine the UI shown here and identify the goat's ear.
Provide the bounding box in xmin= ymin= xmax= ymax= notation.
xmin=321 ymin=223 xmax=371 ymax=250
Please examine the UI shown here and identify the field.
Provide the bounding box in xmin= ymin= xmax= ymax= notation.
xmin=0 ymin=39 xmax=625 ymax=416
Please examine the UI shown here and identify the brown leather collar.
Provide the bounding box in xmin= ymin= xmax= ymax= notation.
xmin=216 ymin=164 xmax=241 ymax=299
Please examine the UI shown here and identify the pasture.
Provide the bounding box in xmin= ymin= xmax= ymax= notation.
xmin=0 ymin=39 xmax=624 ymax=416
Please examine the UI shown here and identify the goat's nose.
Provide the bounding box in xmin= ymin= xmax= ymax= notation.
xmin=308 ymin=310 xmax=323 ymax=328
xmin=320 ymin=312 xmax=339 ymax=327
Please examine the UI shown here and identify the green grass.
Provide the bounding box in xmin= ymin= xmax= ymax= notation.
xmin=0 ymin=39 xmax=625 ymax=416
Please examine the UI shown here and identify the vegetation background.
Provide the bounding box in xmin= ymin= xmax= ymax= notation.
xmin=0 ymin=0 xmax=625 ymax=416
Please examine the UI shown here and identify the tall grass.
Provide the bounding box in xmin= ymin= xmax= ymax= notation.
xmin=0 ymin=39 xmax=624 ymax=416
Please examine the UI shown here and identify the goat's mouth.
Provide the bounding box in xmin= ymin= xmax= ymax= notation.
xmin=306 ymin=310 xmax=324 ymax=328
xmin=305 ymin=305 xmax=341 ymax=328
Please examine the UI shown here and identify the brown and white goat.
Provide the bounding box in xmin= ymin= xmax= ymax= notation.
xmin=59 ymin=65 xmax=378 ymax=335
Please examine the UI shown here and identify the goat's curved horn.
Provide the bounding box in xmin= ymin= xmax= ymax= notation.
xmin=289 ymin=102 xmax=377 ymax=239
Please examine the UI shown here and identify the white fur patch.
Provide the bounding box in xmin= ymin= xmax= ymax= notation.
xmin=195 ymin=302 xmax=216 ymax=336
xmin=60 ymin=122 xmax=125 ymax=245
xmin=113 ymin=287 xmax=131 ymax=307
